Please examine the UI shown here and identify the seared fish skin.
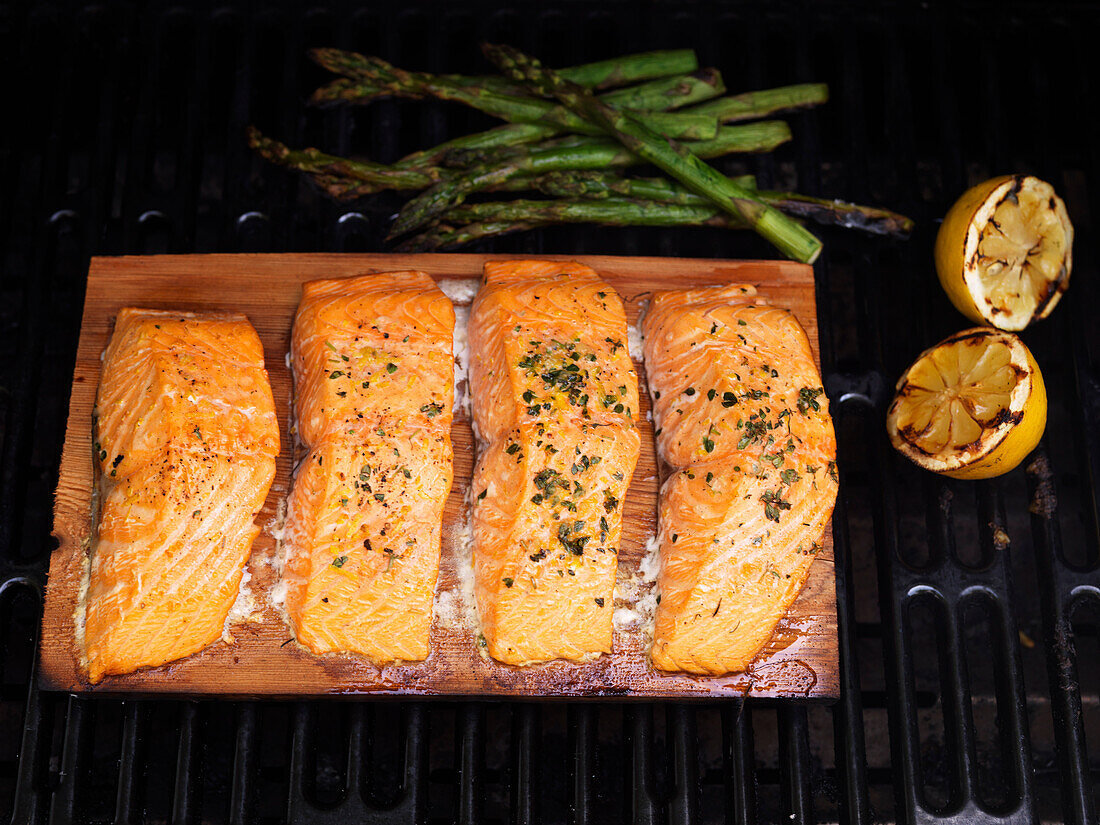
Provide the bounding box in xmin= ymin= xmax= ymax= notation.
xmin=469 ymin=260 xmax=640 ymax=665
xmin=283 ymin=271 xmax=455 ymax=663
xmin=85 ymin=308 xmax=279 ymax=684
xmin=642 ymin=285 xmax=837 ymax=675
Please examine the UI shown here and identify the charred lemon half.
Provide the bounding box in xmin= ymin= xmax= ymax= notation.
xmin=886 ymin=328 xmax=1046 ymax=479
xmin=935 ymin=175 xmax=1072 ymax=331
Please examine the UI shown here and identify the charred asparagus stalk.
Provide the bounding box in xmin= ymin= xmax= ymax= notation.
xmin=388 ymin=121 xmax=791 ymax=236
xmin=446 ymin=197 xmax=743 ymax=225
xmin=246 ymin=127 xmax=446 ymax=197
xmin=248 ymin=121 xmax=790 ymax=203
xmin=309 ymin=50 xmax=721 ymax=140
xmin=397 ymin=220 xmax=546 ymax=251
xmin=396 ymin=198 xmax=747 ymax=251
xmin=508 ymin=171 xmax=913 ymax=237
xmin=683 ymin=83 xmax=829 ymax=122
xmin=480 ymin=43 xmax=823 ymax=263
xmin=314 ymin=47 xmax=699 ymax=95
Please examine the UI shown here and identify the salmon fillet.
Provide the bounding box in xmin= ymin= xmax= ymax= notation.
xmin=470 ymin=260 xmax=640 ymax=664
xmin=85 ymin=308 xmax=279 ymax=683
xmin=283 ymin=271 xmax=455 ymax=663
xmin=642 ymin=284 xmax=837 ymax=675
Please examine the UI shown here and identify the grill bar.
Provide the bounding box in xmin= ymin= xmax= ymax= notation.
xmin=229 ymin=703 xmax=257 ymax=825
xmin=1028 ymin=451 xmax=1098 ymax=825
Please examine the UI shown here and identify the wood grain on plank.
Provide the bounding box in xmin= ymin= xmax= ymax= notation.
xmin=41 ymin=253 xmax=837 ymax=699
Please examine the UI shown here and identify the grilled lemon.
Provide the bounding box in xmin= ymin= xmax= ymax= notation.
xmin=935 ymin=175 xmax=1072 ymax=331
xmin=886 ymin=328 xmax=1046 ymax=479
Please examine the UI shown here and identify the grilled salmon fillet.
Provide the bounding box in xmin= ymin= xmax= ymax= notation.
xmin=85 ymin=308 xmax=279 ymax=683
xmin=469 ymin=260 xmax=640 ymax=665
xmin=642 ymin=284 xmax=837 ymax=675
xmin=283 ymin=271 xmax=455 ymax=663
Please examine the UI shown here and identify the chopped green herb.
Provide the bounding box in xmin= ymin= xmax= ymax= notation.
xmin=331 ymin=556 xmax=348 ymax=568
xmin=797 ymin=387 xmax=824 ymax=415
xmin=760 ymin=489 xmax=792 ymax=522
xmin=557 ymin=521 xmax=590 ymax=555
xmin=503 ymin=577 xmax=514 ymax=588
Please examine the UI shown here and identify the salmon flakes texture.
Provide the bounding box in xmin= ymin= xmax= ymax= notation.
xmin=642 ymin=284 xmax=837 ymax=675
xmin=469 ymin=260 xmax=641 ymax=665
xmin=283 ymin=271 xmax=455 ymax=663
xmin=84 ymin=308 xmax=279 ymax=683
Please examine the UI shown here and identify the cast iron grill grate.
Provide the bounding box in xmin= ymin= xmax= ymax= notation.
xmin=0 ymin=1 xmax=1098 ymax=823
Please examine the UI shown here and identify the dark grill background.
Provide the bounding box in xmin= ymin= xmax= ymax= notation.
xmin=1 ymin=1 xmax=1098 ymax=823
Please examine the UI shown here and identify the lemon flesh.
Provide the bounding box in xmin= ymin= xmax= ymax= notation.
xmin=935 ymin=176 xmax=1073 ymax=331
xmin=886 ymin=328 xmax=1046 ymax=479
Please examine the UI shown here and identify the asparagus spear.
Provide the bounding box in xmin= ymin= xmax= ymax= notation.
xmin=309 ymin=50 xmax=720 ymax=140
xmin=388 ymin=121 xmax=791 ymax=236
xmin=594 ymin=68 xmax=724 ymax=110
xmin=392 ymin=123 xmax=556 ymax=170
xmin=447 ymin=197 xmax=743 ymax=227
xmin=683 ymin=83 xmax=829 ymax=122
xmin=481 ymin=43 xmax=822 ymax=263
xmin=387 ymin=71 xmax=726 ymax=170
xmin=317 ymin=75 xmax=816 ymax=175
xmin=315 ymin=47 xmax=698 ymax=94
xmin=247 ymin=127 xmax=446 ymax=196
xmin=397 ymin=220 xmax=545 ymax=252
xmin=396 ymin=197 xmax=749 ymax=252
xmin=511 ymin=171 xmax=914 ymax=237
xmin=553 ymin=49 xmax=699 ymax=89
xmin=320 ymin=66 xmax=724 ymax=114
xmin=250 ymin=120 xmax=789 ymax=204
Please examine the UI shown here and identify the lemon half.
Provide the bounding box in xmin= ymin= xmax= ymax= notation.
xmin=886 ymin=327 xmax=1046 ymax=479
xmin=935 ymin=175 xmax=1073 ymax=331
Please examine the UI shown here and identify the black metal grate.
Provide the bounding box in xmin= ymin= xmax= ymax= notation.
xmin=1 ymin=1 xmax=1098 ymax=823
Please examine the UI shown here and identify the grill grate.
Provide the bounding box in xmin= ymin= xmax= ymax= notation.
xmin=2 ymin=1 xmax=1099 ymax=823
